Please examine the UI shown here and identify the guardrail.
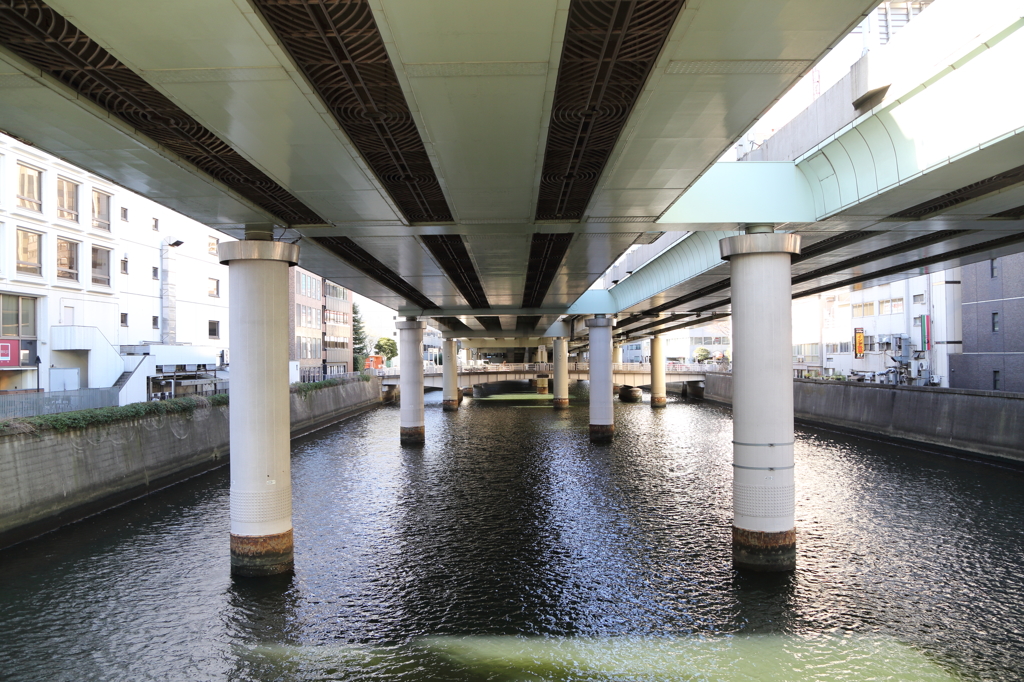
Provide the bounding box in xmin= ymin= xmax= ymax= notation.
xmin=377 ymin=362 xmax=727 ymax=376
xmin=0 ymin=387 xmax=120 ymax=418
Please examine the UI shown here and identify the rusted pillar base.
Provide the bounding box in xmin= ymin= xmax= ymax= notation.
xmin=458 ymin=388 xmax=464 ymax=404
xmin=651 ymin=396 xmax=667 ymax=408
xmin=732 ymin=527 xmax=796 ymax=572
xmin=553 ymin=398 xmax=570 ymax=408
xmin=612 ymin=383 xmax=621 ymax=395
xmin=589 ymin=423 xmax=615 ymax=443
xmin=231 ymin=530 xmax=293 ymax=577
xmin=618 ymin=387 xmax=642 ymax=402
xmin=400 ymin=426 xmax=425 ymax=444
xmin=442 ymin=400 xmax=459 ymax=412
xmin=529 ymin=378 xmax=538 ymax=388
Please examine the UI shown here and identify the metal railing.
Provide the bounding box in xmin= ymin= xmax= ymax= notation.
xmin=0 ymin=387 xmax=120 ymax=418
xmin=378 ymin=362 xmax=721 ymax=376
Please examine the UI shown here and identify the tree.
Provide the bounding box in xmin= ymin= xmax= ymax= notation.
xmin=694 ymin=346 xmax=712 ymax=363
xmin=374 ymin=337 xmax=398 ymax=363
xmin=352 ymin=303 xmax=368 ymax=370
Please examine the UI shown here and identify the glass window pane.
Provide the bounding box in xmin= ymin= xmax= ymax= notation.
xmin=17 ymin=230 xmax=42 ymax=275
xmin=2 ymin=296 xmax=18 ymax=336
xmin=92 ymin=247 xmax=111 ymax=285
xmin=57 ymin=240 xmax=79 ymax=280
xmin=92 ymin=191 xmax=111 ymax=230
xmin=17 ymin=165 xmax=41 ymax=210
xmin=57 ymin=178 xmax=79 ymax=221
xmin=20 ymin=298 xmax=35 ymax=337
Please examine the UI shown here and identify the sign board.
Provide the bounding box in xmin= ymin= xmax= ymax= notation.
xmin=0 ymin=339 xmax=20 ymax=367
xmin=854 ymin=328 xmax=865 ymax=358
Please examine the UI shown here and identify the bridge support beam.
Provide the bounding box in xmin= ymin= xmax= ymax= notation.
xmin=553 ymin=338 xmax=569 ymax=408
xmin=721 ymin=226 xmax=801 ymax=572
xmin=397 ymin=318 xmax=426 ymax=443
xmin=220 ymin=240 xmax=299 ymax=577
xmin=587 ymin=316 xmax=614 ymax=442
xmin=442 ymin=338 xmax=459 ymax=411
xmin=651 ymin=334 xmax=666 ymax=408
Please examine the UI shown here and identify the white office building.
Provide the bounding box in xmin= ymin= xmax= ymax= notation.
xmin=0 ymin=131 xmax=232 ymax=404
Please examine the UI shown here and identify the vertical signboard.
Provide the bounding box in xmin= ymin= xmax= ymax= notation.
xmin=0 ymin=339 xmax=20 ymax=367
xmin=854 ymin=328 xmax=865 ymax=358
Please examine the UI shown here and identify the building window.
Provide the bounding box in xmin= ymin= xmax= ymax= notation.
xmin=16 ymin=230 xmax=42 ymax=276
xmin=1 ymin=295 xmax=36 ymax=338
xmin=892 ymin=298 xmax=904 ymax=313
xmin=152 ymin=266 xmax=159 ymax=280
xmin=208 ymin=237 xmax=219 ymax=256
xmin=852 ymin=304 xmax=863 ymax=318
xmin=17 ymin=164 xmax=42 ymax=211
xmin=152 ymin=316 xmax=159 ymax=329
xmin=152 ymin=217 xmax=159 ymax=231
xmin=120 ymin=206 xmax=129 ymax=221
xmin=839 ymin=341 xmax=851 ymax=353
xmin=993 ymin=371 xmax=1001 ymax=390
xmin=120 ymin=313 xmax=128 ymax=326
xmin=57 ymin=178 xmax=79 ymax=222
xmin=208 ymin=278 xmax=220 ymax=297
xmin=91 ymin=246 xmax=111 ymax=286
xmin=862 ymin=301 xmax=875 ymax=316
xmin=879 ymin=299 xmax=891 ymax=315
xmin=56 ymin=239 xmax=79 ymax=281
xmin=209 ymin=320 xmax=220 ymax=338
xmin=120 ymin=258 xmax=129 ymax=275
xmin=92 ymin=191 xmax=111 ymax=230
xmin=913 ymin=293 xmax=924 ymax=304
xmin=991 ymin=259 xmax=998 ymax=278
xmin=992 ymin=312 xmax=1000 ymax=332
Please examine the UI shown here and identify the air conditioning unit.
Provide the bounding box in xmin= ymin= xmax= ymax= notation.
xmin=796 ymin=356 xmax=805 ymax=363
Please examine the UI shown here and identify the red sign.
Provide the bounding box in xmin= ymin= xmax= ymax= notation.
xmin=0 ymin=339 xmax=20 ymax=367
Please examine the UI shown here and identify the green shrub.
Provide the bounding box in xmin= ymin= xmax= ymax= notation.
xmin=0 ymin=396 xmax=210 ymax=435
xmin=209 ymin=393 xmax=230 ymax=407
xmin=290 ymin=378 xmax=342 ymax=398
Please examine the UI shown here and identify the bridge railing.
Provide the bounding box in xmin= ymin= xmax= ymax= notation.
xmin=378 ymin=362 xmax=724 ymax=377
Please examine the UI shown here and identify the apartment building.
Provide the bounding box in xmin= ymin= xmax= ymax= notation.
xmin=289 ymin=266 xmax=353 ymax=381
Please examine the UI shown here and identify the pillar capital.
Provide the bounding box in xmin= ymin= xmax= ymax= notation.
xmin=396 ymin=319 xmax=426 ymax=330
xmin=586 ymin=316 xmax=615 ymax=328
xmin=719 ymin=233 xmax=800 ymax=260
xmin=218 ymin=240 xmax=299 ymax=266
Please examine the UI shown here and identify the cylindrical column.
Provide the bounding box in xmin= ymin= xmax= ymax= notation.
xmin=612 ymin=344 xmax=623 ymax=365
xmin=553 ymin=337 xmax=569 ymax=408
xmin=651 ymin=334 xmax=666 ymax=407
xmin=220 ymin=240 xmax=299 ymax=577
xmin=587 ymin=316 xmax=614 ymax=442
xmin=397 ymin=318 xmax=426 ymax=443
xmin=720 ymin=228 xmax=801 ymax=572
xmin=535 ymin=344 xmax=549 ymax=393
xmin=442 ymin=338 xmax=459 ymax=411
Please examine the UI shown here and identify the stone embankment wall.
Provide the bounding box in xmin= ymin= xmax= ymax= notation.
xmin=704 ymin=374 xmax=1023 ymax=464
xmin=0 ymin=378 xmax=382 ymax=549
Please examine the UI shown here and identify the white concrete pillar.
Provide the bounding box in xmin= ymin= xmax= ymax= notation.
xmin=536 ymin=344 xmax=549 ymax=393
xmin=587 ymin=316 xmax=615 ymax=442
xmin=397 ymin=318 xmax=425 ymax=443
xmin=720 ymin=226 xmax=801 ymax=571
xmin=612 ymin=344 xmax=623 ymax=365
xmin=651 ymin=334 xmax=666 ymax=407
xmin=553 ymin=337 xmax=569 ymax=408
xmin=219 ymin=240 xmax=299 ymax=577
xmin=442 ymin=337 xmax=459 ymax=411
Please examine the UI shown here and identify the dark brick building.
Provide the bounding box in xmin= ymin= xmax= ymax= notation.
xmin=949 ymin=253 xmax=1024 ymax=392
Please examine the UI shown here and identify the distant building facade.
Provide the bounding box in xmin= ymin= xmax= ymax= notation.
xmin=949 ymin=254 xmax=1023 ymax=392
xmin=289 ymin=266 xmax=353 ymax=381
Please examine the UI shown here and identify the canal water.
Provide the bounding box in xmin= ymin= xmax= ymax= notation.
xmin=1 ymin=388 xmax=1022 ymax=681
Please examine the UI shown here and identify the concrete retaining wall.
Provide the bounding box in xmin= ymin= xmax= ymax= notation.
xmin=0 ymin=377 xmax=382 ymax=549
xmin=704 ymin=373 xmax=1024 ymax=464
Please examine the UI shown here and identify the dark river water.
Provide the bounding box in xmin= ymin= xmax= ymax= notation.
xmin=1 ymin=388 xmax=1022 ymax=681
